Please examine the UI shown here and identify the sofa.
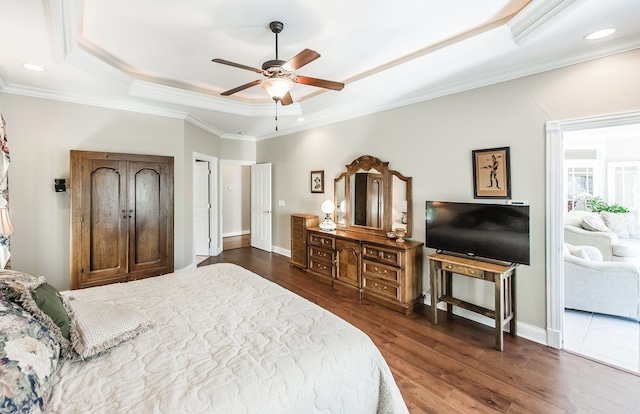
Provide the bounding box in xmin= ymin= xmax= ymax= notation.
xmin=564 ymin=210 xmax=640 ymax=263
xmin=564 ymin=243 xmax=640 ymax=321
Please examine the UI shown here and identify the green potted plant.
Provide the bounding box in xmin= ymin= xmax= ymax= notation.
xmin=588 ymin=196 xmax=629 ymax=213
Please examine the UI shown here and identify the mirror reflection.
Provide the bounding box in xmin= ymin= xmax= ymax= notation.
xmin=334 ymin=173 xmax=347 ymax=225
xmin=351 ymin=170 xmax=383 ymax=228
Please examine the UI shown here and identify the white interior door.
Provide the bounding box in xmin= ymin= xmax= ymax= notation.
xmin=251 ymin=163 xmax=272 ymax=251
xmin=194 ymin=160 xmax=210 ymax=256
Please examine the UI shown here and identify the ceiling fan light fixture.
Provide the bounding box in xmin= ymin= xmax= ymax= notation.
xmin=261 ymin=77 xmax=293 ymax=101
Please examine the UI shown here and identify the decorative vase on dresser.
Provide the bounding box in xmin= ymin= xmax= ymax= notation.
xmin=290 ymin=214 xmax=319 ymax=269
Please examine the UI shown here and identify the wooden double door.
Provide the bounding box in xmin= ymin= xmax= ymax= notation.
xmin=70 ymin=151 xmax=174 ymax=289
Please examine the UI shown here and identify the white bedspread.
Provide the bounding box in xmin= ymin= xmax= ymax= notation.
xmin=49 ymin=263 xmax=408 ymax=413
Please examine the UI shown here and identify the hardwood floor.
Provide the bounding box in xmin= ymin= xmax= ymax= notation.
xmin=199 ymin=248 xmax=640 ymax=413
xmin=222 ymin=234 xmax=250 ymax=250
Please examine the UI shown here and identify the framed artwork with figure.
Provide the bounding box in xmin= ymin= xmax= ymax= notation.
xmin=472 ymin=147 xmax=511 ymax=199
xmin=310 ymin=170 xmax=324 ymax=193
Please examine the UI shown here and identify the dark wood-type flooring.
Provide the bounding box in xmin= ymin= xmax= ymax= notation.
xmin=199 ymin=247 xmax=640 ymax=413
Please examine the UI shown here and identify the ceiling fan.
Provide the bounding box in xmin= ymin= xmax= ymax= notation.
xmin=212 ymin=21 xmax=344 ymax=106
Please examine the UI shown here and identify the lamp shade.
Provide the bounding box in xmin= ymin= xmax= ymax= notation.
xmin=0 ymin=208 xmax=14 ymax=235
xmin=321 ymin=199 xmax=335 ymax=215
xmin=261 ymin=77 xmax=293 ymax=101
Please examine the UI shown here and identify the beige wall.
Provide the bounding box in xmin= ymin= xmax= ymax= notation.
xmin=257 ymin=48 xmax=640 ymax=332
xmin=0 ymin=94 xmax=220 ymax=291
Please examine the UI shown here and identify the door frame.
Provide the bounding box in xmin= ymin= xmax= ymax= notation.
xmin=192 ymin=152 xmax=219 ymax=258
xmin=545 ymin=110 xmax=640 ymax=349
xmin=220 ymin=159 xmax=254 ymax=250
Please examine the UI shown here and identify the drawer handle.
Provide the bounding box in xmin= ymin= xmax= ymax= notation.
xmin=385 ymin=253 xmax=394 ymax=259
xmin=317 ymin=252 xmax=327 ymax=257
xmin=316 ymin=264 xmax=327 ymax=270
xmin=373 ymin=266 xmax=387 ymax=275
xmin=469 ymin=269 xmax=476 ymax=275
xmin=373 ymin=282 xmax=388 ymax=291
xmin=445 ymin=264 xmax=453 ymax=269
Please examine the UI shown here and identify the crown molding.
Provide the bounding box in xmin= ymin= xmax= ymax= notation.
xmin=0 ymin=83 xmax=188 ymax=119
xmin=509 ymin=0 xmax=584 ymax=43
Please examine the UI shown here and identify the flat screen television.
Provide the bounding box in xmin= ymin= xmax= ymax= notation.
xmin=425 ymin=201 xmax=530 ymax=265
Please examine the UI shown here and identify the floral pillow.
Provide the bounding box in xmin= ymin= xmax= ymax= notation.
xmin=0 ymin=296 xmax=60 ymax=413
xmin=0 ymin=269 xmax=45 ymax=300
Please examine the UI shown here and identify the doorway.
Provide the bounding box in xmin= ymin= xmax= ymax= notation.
xmin=193 ymin=153 xmax=218 ymax=262
xmin=220 ymin=161 xmax=252 ymax=250
xmin=546 ymin=111 xmax=640 ymax=373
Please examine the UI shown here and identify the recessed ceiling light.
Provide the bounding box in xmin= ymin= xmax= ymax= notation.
xmin=296 ymin=117 xmax=305 ymax=122
xmin=585 ymin=28 xmax=616 ymax=40
xmin=23 ymin=63 xmax=45 ymax=71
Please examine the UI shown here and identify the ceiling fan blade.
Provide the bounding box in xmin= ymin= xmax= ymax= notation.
xmin=212 ymin=58 xmax=263 ymax=74
xmin=280 ymin=91 xmax=294 ymax=106
xmin=221 ymin=80 xmax=262 ymax=96
xmin=293 ymin=75 xmax=344 ymax=91
xmin=282 ymin=49 xmax=320 ymax=72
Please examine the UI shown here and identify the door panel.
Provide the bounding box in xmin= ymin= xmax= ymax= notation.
xmin=129 ymin=161 xmax=166 ymax=273
xmin=251 ymin=163 xmax=272 ymax=251
xmin=194 ymin=160 xmax=210 ymax=256
xmin=80 ymin=159 xmax=128 ymax=286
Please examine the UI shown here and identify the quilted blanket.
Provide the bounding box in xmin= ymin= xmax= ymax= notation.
xmin=49 ymin=263 xmax=408 ymax=413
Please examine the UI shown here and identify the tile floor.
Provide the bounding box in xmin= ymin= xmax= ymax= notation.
xmin=564 ymin=309 xmax=640 ymax=373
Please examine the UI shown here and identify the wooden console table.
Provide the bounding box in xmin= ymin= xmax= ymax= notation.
xmin=428 ymin=253 xmax=518 ymax=351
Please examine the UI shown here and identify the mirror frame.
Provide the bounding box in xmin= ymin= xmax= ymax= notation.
xmin=334 ymin=155 xmax=412 ymax=238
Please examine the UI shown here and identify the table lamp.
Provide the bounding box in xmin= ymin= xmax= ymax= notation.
xmin=319 ymin=199 xmax=337 ymax=231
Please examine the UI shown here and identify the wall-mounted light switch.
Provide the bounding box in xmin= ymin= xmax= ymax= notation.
xmin=278 ymin=200 xmax=285 ymax=206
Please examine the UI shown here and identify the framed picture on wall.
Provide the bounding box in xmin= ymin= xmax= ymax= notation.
xmin=472 ymin=146 xmax=511 ymax=199
xmin=310 ymin=170 xmax=324 ymax=193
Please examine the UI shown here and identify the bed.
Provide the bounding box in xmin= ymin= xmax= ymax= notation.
xmin=1 ymin=263 xmax=408 ymax=413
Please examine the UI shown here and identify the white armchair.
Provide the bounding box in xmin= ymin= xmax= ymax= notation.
xmin=564 ymin=211 xmax=640 ymax=263
xmin=564 ymin=243 xmax=640 ymax=321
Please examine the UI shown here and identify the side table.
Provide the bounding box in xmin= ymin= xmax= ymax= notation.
xmin=428 ymin=253 xmax=518 ymax=351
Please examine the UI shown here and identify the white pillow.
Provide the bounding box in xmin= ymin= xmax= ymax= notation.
xmin=581 ymin=215 xmax=611 ymax=232
xmin=600 ymin=212 xmax=640 ymax=239
xmin=565 ymin=244 xmax=590 ymax=260
xmin=63 ymin=296 xmax=151 ymax=360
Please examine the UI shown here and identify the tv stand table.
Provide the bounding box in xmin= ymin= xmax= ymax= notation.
xmin=428 ymin=253 xmax=518 ymax=351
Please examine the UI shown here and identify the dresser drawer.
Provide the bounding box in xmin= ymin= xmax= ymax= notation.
xmin=308 ymin=257 xmax=334 ymax=278
xmin=362 ymin=260 xmax=401 ymax=283
xmin=309 ymin=246 xmax=334 ymax=262
xmin=440 ymin=262 xmax=485 ymax=279
xmin=362 ymin=276 xmax=399 ymax=300
xmin=362 ymin=244 xmax=403 ymax=267
xmin=291 ymin=228 xmax=305 ymax=241
xmin=309 ymin=233 xmax=335 ymax=249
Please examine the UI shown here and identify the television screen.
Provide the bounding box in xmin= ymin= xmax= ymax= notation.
xmin=425 ymin=201 xmax=530 ymax=265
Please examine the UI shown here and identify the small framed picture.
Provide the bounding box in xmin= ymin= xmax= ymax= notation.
xmin=310 ymin=170 xmax=324 ymax=193
xmin=472 ymin=147 xmax=511 ymax=199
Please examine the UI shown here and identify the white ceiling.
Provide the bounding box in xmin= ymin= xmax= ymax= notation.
xmin=1 ymin=0 xmax=639 ymax=140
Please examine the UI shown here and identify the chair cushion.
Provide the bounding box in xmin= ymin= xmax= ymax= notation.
xmin=612 ymin=242 xmax=640 ymax=257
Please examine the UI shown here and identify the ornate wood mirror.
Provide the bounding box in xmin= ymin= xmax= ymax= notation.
xmin=334 ymin=155 xmax=412 ymax=237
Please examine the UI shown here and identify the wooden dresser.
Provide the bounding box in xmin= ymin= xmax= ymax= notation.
xmin=307 ymin=228 xmax=423 ymax=314
xmin=290 ymin=214 xmax=319 ymax=269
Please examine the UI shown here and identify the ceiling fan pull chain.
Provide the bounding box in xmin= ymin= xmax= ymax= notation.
xmin=275 ymin=101 xmax=278 ymax=131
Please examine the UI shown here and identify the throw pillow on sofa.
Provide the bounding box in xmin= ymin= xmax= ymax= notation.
xmin=600 ymin=212 xmax=640 ymax=239
xmin=581 ymin=214 xmax=611 ymax=232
